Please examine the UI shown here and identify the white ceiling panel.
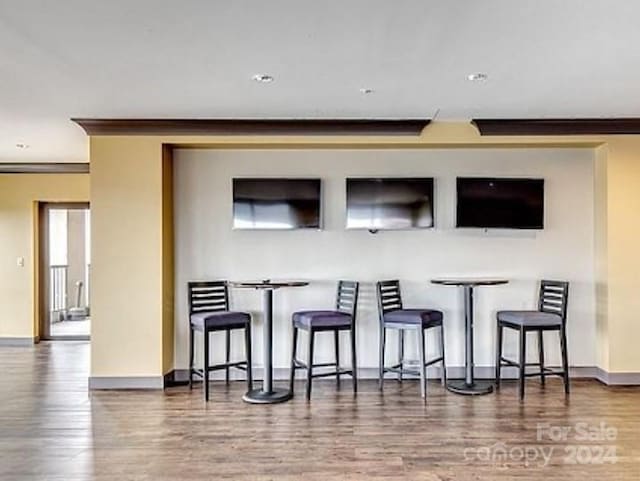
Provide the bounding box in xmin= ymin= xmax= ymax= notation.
xmin=1 ymin=1 xmax=639 ymax=162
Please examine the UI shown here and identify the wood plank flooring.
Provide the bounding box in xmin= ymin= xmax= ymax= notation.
xmin=0 ymin=341 xmax=639 ymax=480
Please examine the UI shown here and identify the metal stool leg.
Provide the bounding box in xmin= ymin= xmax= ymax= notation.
xmin=538 ymin=331 xmax=545 ymax=386
xmin=398 ymin=330 xmax=404 ymax=382
xmin=225 ymin=329 xmax=231 ymax=385
xmin=495 ymin=323 xmax=503 ymax=389
xmin=245 ymin=323 xmax=253 ymax=390
xmin=560 ymin=327 xmax=570 ymax=394
xmin=204 ymin=329 xmax=210 ymax=402
xmin=188 ymin=326 xmax=194 ymax=390
xmin=306 ymin=329 xmax=315 ymax=400
xmin=350 ymin=328 xmax=357 ymax=393
xmin=289 ymin=326 xmax=298 ymax=393
xmin=418 ymin=327 xmax=427 ymax=399
xmin=334 ymin=330 xmax=341 ymax=387
xmin=378 ymin=326 xmax=386 ymax=391
xmin=518 ymin=328 xmax=526 ymax=401
xmin=439 ymin=324 xmax=447 ymax=386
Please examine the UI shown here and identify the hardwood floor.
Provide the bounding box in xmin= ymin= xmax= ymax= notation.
xmin=0 ymin=342 xmax=638 ymax=480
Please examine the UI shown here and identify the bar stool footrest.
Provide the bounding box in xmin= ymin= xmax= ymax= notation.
xmin=292 ymin=359 xmax=338 ymax=369
xmin=384 ymin=356 xmax=445 ymax=377
xmin=524 ymin=369 xmax=566 ymax=378
xmin=190 ymin=361 xmax=248 ymax=375
xmin=310 ymin=368 xmax=354 ymax=379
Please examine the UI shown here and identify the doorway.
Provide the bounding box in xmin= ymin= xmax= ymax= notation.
xmin=39 ymin=203 xmax=91 ymax=340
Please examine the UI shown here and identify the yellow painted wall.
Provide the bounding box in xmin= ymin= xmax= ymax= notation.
xmin=162 ymin=146 xmax=175 ymax=374
xmin=594 ymin=145 xmax=609 ymax=371
xmin=90 ymin=137 xmax=171 ymax=377
xmin=0 ymin=174 xmax=89 ymax=339
xmin=601 ymin=138 xmax=640 ymax=373
xmin=86 ymin=122 xmax=640 ymax=381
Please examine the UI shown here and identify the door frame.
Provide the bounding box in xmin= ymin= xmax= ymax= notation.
xmin=38 ymin=202 xmax=91 ymax=341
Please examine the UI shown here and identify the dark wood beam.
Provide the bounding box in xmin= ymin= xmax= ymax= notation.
xmin=71 ymin=118 xmax=430 ymax=136
xmin=473 ymin=118 xmax=640 ymax=136
xmin=0 ymin=163 xmax=89 ymax=174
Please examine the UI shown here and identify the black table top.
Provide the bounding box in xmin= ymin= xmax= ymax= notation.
xmin=431 ymin=278 xmax=509 ymax=287
xmin=230 ymin=280 xmax=309 ymax=289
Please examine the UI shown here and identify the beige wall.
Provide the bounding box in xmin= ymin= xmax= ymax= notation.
xmin=66 ymin=210 xmax=87 ymax=307
xmin=85 ymin=123 xmax=640 ymax=383
xmin=0 ymin=174 xmax=89 ymax=339
xmin=90 ymin=137 xmax=169 ymax=378
xmin=601 ymin=139 xmax=640 ymax=373
xmin=162 ymin=146 xmax=175 ymax=374
xmin=594 ymin=145 xmax=609 ymax=371
xmin=174 ymin=147 xmax=596 ymax=371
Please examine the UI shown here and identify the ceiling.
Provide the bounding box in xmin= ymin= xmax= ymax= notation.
xmin=1 ymin=0 xmax=640 ymax=163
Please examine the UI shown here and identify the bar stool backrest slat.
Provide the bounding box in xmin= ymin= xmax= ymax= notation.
xmin=538 ymin=280 xmax=569 ymax=323
xmin=376 ymin=280 xmax=403 ymax=323
xmin=188 ymin=281 xmax=229 ymax=315
xmin=336 ymin=280 xmax=359 ymax=323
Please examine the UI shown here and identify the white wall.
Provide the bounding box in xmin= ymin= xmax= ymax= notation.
xmin=48 ymin=209 xmax=68 ymax=266
xmin=174 ymin=148 xmax=595 ymax=376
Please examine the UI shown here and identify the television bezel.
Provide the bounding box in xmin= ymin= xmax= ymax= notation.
xmin=345 ymin=176 xmax=436 ymax=231
xmin=455 ymin=176 xmax=545 ymax=230
xmin=232 ymin=177 xmax=323 ymax=230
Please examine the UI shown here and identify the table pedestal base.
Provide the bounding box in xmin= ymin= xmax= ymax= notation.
xmin=242 ymin=388 xmax=293 ymax=404
xmin=446 ymin=379 xmax=494 ymax=396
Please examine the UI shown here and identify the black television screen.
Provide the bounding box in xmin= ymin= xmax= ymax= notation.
xmin=456 ymin=177 xmax=544 ymax=229
xmin=346 ymin=178 xmax=434 ymax=230
xmin=233 ymin=178 xmax=321 ymax=230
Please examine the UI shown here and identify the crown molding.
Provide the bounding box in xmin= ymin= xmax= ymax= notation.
xmin=0 ymin=163 xmax=89 ymax=173
xmin=473 ymin=118 xmax=640 ymax=136
xmin=71 ymin=118 xmax=430 ymax=136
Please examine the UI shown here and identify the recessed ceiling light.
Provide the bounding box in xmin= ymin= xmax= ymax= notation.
xmin=252 ymin=74 xmax=274 ymax=83
xmin=16 ymin=143 xmax=30 ymax=149
xmin=359 ymin=88 xmax=374 ymax=94
xmin=467 ymin=73 xmax=488 ymax=82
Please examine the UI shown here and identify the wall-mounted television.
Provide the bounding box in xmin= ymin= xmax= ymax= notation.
xmin=456 ymin=177 xmax=544 ymax=229
xmin=233 ymin=178 xmax=321 ymax=230
xmin=346 ymin=177 xmax=434 ymax=230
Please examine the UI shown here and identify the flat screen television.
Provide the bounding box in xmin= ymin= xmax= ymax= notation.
xmin=456 ymin=177 xmax=544 ymax=229
xmin=346 ymin=177 xmax=435 ymax=230
xmin=233 ymin=178 xmax=321 ymax=230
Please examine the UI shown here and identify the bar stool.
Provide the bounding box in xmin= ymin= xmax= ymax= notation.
xmin=495 ymin=280 xmax=570 ymax=400
xmin=289 ymin=280 xmax=359 ymax=400
xmin=376 ymin=280 xmax=446 ymax=399
xmin=188 ymin=281 xmax=253 ymax=401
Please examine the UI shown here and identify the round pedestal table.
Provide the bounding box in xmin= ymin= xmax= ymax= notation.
xmin=430 ymin=278 xmax=509 ymax=395
xmin=231 ymin=280 xmax=309 ymax=404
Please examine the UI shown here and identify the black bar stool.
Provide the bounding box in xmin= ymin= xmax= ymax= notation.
xmin=376 ymin=280 xmax=446 ymax=399
xmin=495 ymin=280 xmax=570 ymax=400
xmin=188 ymin=281 xmax=253 ymax=401
xmin=289 ymin=280 xmax=359 ymax=400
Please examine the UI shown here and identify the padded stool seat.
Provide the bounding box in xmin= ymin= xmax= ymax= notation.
xmin=383 ymin=308 xmax=443 ymax=326
xmin=190 ymin=310 xmax=250 ymax=329
xmin=497 ymin=310 xmax=561 ymax=327
xmin=293 ymin=310 xmax=352 ymax=329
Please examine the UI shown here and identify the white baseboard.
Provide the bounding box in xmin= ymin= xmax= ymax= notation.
xmin=87 ymin=366 xmax=639 ymax=390
xmin=0 ymin=337 xmax=36 ymax=347
xmin=595 ymin=367 xmax=640 ymax=385
xmin=89 ymin=376 xmax=164 ymax=390
xmin=169 ymin=365 xmax=600 ymax=383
